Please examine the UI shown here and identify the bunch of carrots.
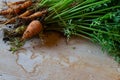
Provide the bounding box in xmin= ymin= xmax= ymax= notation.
xmin=1 ymin=0 xmax=47 ymax=41
xmin=0 ymin=0 xmax=120 ymax=63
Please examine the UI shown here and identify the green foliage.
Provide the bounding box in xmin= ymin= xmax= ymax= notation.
xmin=90 ymin=10 xmax=120 ymax=62
xmin=35 ymin=0 xmax=120 ymax=62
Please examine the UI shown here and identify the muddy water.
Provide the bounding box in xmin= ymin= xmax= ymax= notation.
xmin=0 ymin=0 xmax=120 ymax=80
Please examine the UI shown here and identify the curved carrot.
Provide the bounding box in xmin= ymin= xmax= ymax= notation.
xmin=7 ymin=1 xmax=26 ymax=8
xmin=19 ymin=0 xmax=32 ymax=10
xmin=21 ymin=10 xmax=47 ymax=20
xmin=19 ymin=10 xmax=33 ymax=18
xmin=4 ymin=10 xmax=33 ymax=24
xmin=0 ymin=0 xmax=32 ymax=15
xmin=0 ymin=7 xmax=21 ymax=15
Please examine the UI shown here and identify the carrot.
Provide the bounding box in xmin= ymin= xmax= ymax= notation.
xmin=6 ymin=1 xmax=26 ymax=8
xmin=4 ymin=10 xmax=33 ymax=24
xmin=4 ymin=17 xmax=16 ymax=24
xmin=0 ymin=7 xmax=21 ymax=15
xmin=21 ymin=20 xmax=42 ymax=40
xmin=19 ymin=10 xmax=33 ymax=18
xmin=18 ymin=0 xmax=32 ymax=10
xmin=0 ymin=0 xmax=32 ymax=15
xmin=21 ymin=10 xmax=47 ymax=20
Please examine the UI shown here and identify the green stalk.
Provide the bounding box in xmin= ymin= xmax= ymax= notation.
xmin=76 ymin=25 xmax=120 ymax=37
xmin=52 ymin=0 xmax=109 ymax=19
xmin=45 ymin=0 xmax=74 ymax=21
xmin=73 ymin=33 xmax=92 ymax=41
xmin=50 ymin=0 xmax=98 ymax=19
xmin=59 ymin=6 xmax=120 ymax=20
xmin=53 ymin=8 xmax=67 ymax=26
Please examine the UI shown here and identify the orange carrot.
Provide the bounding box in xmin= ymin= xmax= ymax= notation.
xmin=21 ymin=20 xmax=42 ymax=40
xmin=0 ymin=7 xmax=21 ymax=15
xmin=21 ymin=10 xmax=47 ymax=20
xmin=19 ymin=10 xmax=33 ymax=18
xmin=4 ymin=17 xmax=16 ymax=24
xmin=0 ymin=0 xmax=32 ymax=15
xmin=4 ymin=10 xmax=33 ymax=24
xmin=19 ymin=0 xmax=32 ymax=10
xmin=6 ymin=1 xmax=26 ymax=8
